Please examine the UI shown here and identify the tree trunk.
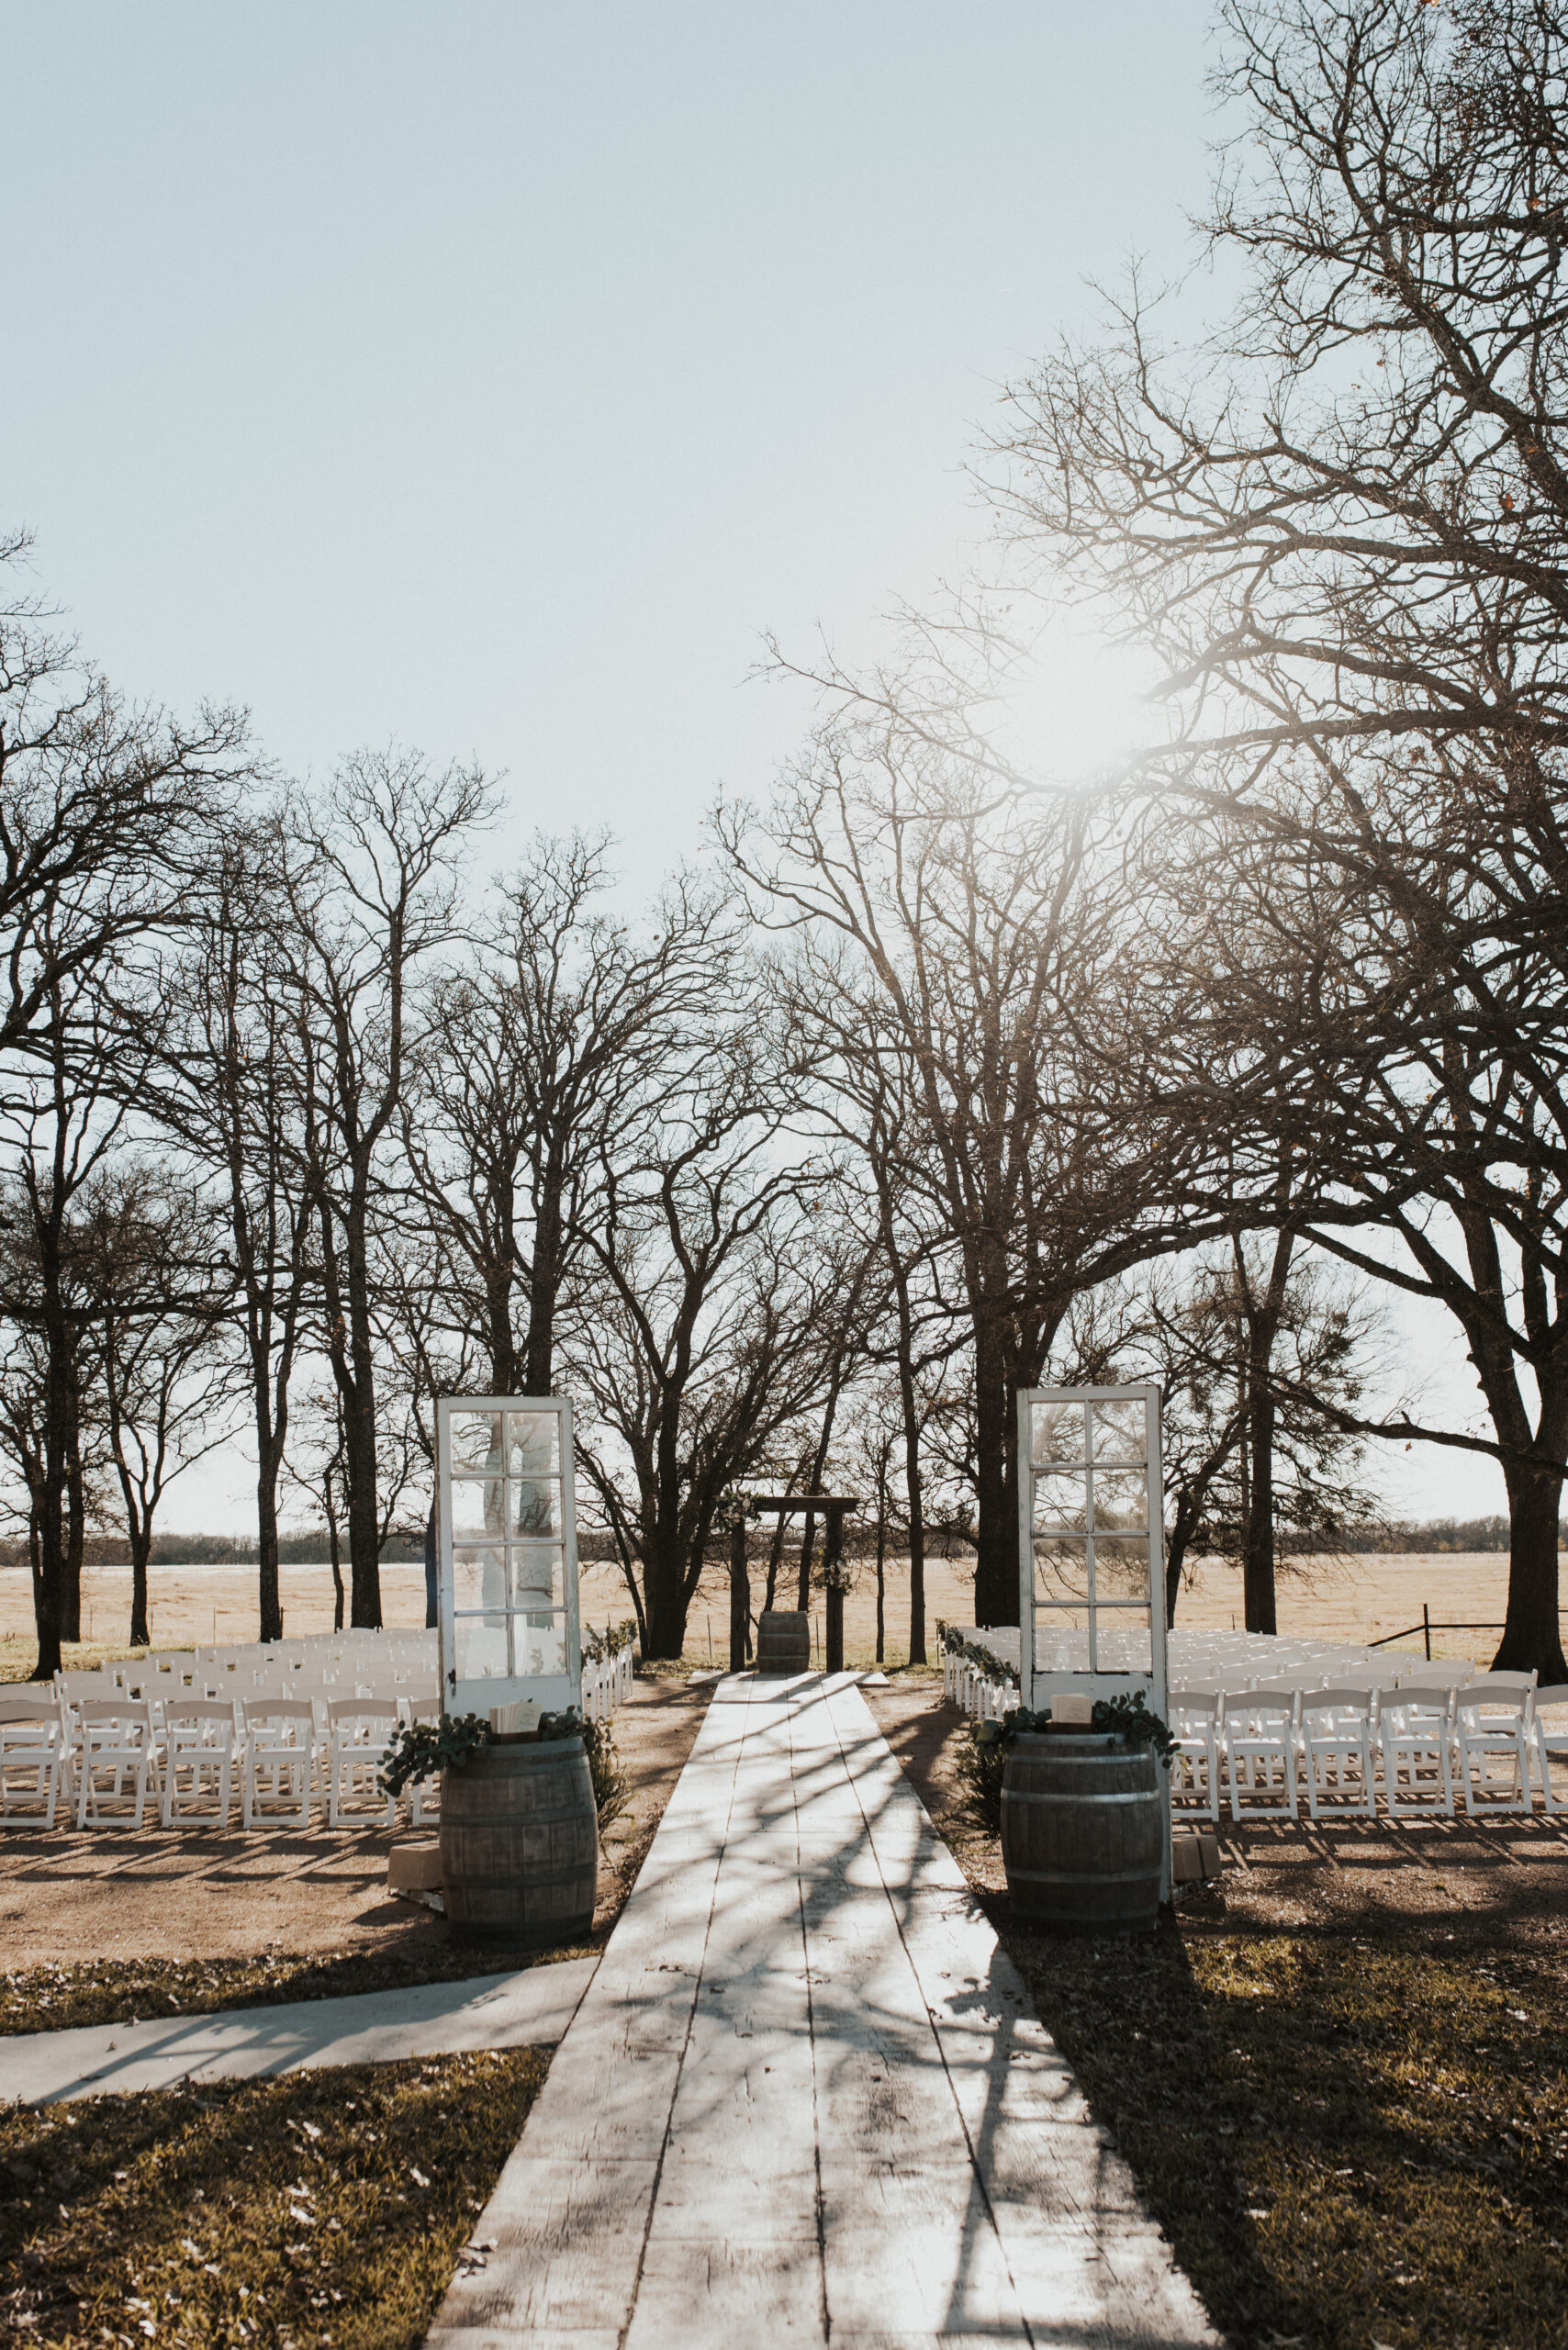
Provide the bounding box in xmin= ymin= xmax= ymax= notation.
xmin=325 ymin=1471 xmax=346 ymax=1635
xmin=129 ymin=1532 xmax=151 ymax=1651
xmin=256 ymin=1453 xmax=284 ymax=1644
xmin=796 ymin=1511 xmax=817 ymax=1609
xmin=343 ymin=1388 xmax=382 ymax=1628
xmin=971 ymin=1317 xmax=1014 ymax=1627
xmin=1242 ymin=1380 xmax=1278 ymax=1636
xmin=32 ymin=1282 xmax=72 ymax=1682
xmin=796 ymin=1380 xmax=846 ymax=1608
xmin=1494 ymin=1460 xmax=1567 ymax=1681
xmin=1166 ymin=1496 xmax=1200 ymax=1630
xmin=1234 ymin=1230 xmax=1293 ymax=1637
xmin=875 ymin=1494 xmax=886 ymax=1666
xmin=62 ymin=1433 xmax=84 ymax=1644
xmin=523 ymin=1172 xmax=566 ymax=1395
xmin=643 ymin=1528 xmax=690 ymax=1659
xmin=28 ymin=1498 xmax=58 ymax=1684
xmin=346 ymin=1192 xmax=384 ymax=1627
xmin=889 ymin=1256 xmax=928 ymax=1666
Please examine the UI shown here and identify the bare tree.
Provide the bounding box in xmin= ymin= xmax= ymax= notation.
xmin=568 ymin=974 xmax=854 ymax=1658
xmin=84 ymin=1160 xmax=238 ymax=1647
xmin=0 ymin=531 xmax=243 ymax=1080
xmin=0 ymin=968 xmax=148 ymax=1677
xmin=722 ymin=738 xmax=1226 ymax=1626
xmin=847 ymin=0 xmax=1568 ymax=1673
xmin=278 ymin=748 xmax=491 ymax=1628
xmin=155 ymin=833 xmax=321 ymax=1640
xmin=403 ymin=840 xmax=730 ymax=1397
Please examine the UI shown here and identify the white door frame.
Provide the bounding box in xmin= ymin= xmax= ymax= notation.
xmin=1016 ymin=1381 xmax=1170 ymax=1899
xmin=1015 ymin=1381 xmax=1169 ymax=1721
xmin=436 ymin=1394 xmax=582 ymax=1718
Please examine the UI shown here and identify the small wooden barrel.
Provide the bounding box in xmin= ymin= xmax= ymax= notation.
xmin=440 ymin=1738 xmax=598 ymax=1948
xmin=1000 ymin=1732 xmax=1162 ymax=1934
xmin=755 ymin=1610 xmax=812 ymax=1675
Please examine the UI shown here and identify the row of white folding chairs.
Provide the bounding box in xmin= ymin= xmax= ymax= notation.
xmin=0 ymin=1686 xmax=440 ymax=1833
xmin=580 ymin=1642 xmax=636 ymax=1720
xmin=59 ymin=1661 xmax=439 ymax=1715
xmin=1171 ymin=1674 xmax=1555 ymax=1822
xmin=6 ymin=1640 xmax=636 ymax=1830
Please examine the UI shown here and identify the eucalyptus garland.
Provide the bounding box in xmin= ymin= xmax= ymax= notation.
xmin=934 ymin=1617 xmax=1022 ymax=1690
xmin=972 ymin=1689 xmax=1175 ymax=1762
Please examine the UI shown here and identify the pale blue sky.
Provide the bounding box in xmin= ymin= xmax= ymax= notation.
xmin=1 ymin=5 xmax=1499 ymax=1528
xmin=4 ymin=3 xmax=1215 ymax=867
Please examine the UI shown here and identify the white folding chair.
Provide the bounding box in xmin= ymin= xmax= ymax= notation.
xmin=400 ymin=1692 xmax=441 ymax=1826
xmin=1225 ymin=1689 xmax=1299 ymax=1820
xmin=74 ymin=1701 xmax=154 ymax=1829
xmin=0 ymin=1696 xmax=66 ymax=1827
xmin=1531 ymin=1683 xmax=1568 ymax=1814
xmin=161 ymin=1702 xmax=241 ymax=1828
xmin=1393 ymin=1662 xmax=1474 ymax=1693
xmin=1300 ymin=1688 xmax=1376 ymax=1819
xmin=241 ymin=1698 xmax=318 ymax=1830
xmin=326 ymin=1699 xmax=398 ymax=1830
xmin=1378 ymin=1690 xmax=1454 ymax=1817
xmin=1455 ymin=1673 xmax=1536 ymax=1817
xmin=1169 ymin=1691 xmax=1222 ymax=1823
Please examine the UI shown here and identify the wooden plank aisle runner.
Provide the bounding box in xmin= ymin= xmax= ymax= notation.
xmin=424 ymin=1673 xmax=1218 ymax=2349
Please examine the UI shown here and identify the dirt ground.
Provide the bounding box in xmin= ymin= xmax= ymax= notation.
xmin=3 ymin=1545 xmax=1542 ymax=1676
xmin=864 ymin=1672 xmax=1568 ymax=1949
xmin=0 ymin=1671 xmax=711 ymax=1971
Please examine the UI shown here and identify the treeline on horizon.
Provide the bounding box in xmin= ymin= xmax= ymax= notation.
xmin=3 ymin=1514 xmax=1559 ymax=1576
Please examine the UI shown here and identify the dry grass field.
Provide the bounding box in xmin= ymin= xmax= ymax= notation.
xmin=0 ymin=1543 xmax=1544 ymax=1681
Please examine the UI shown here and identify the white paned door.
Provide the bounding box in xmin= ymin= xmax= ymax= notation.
xmin=437 ymin=1395 xmax=582 ymax=1718
xmin=1016 ymin=1382 xmax=1169 ymax=1724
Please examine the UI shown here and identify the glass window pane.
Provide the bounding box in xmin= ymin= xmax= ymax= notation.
xmin=1031 ymin=1402 xmax=1084 ymax=1468
xmin=1092 ymin=1622 xmax=1154 ymax=1675
xmin=454 ymin=1615 xmax=509 ymax=1680
xmin=509 ymin=1477 xmax=563 ymax=1538
xmin=449 ymin=1477 xmax=506 ymax=1539
xmin=452 ymin=1544 xmax=508 ymax=1612
xmin=510 ymin=1545 xmax=565 ymax=1616
xmin=1033 ymin=1536 xmax=1091 ymax=1605
xmin=1092 ymin=1535 xmax=1152 ymax=1598
xmin=1092 ymin=1469 xmax=1148 ymax=1534
xmin=450 ymin=1411 xmax=506 ymax=1475
xmin=514 ymin=1617 xmax=568 ymax=1678
xmin=1092 ymin=1399 xmax=1146 ymax=1464
xmin=506 ymin=1411 xmax=562 ymax=1478
xmin=1033 ymin=1469 xmax=1088 ymax=1533
xmin=1032 ymin=1612 xmax=1092 ymax=1671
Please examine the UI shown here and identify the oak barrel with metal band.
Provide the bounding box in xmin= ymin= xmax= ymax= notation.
xmin=440 ymin=1736 xmax=598 ymax=1947
xmin=1000 ymin=1730 xmax=1162 ymax=1933
xmin=755 ymin=1609 xmax=812 ymax=1675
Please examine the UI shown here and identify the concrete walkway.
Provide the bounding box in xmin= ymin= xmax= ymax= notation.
xmin=5 ymin=1957 xmax=598 ymax=2106
xmin=427 ymin=1672 xmax=1217 ymax=2349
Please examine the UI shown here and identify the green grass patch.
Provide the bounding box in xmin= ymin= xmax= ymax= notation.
xmin=0 ymin=2048 xmax=544 ymax=2347
xmin=2 ymin=1943 xmax=593 ymax=2040
xmin=1008 ymin=1928 xmax=1568 ymax=2350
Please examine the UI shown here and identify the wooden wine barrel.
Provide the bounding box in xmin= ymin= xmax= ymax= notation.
xmin=440 ymin=1737 xmax=598 ymax=1948
xmin=1000 ymin=1732 xmax=1162 ymax=1934
xmin=756 ymin=1610 xmax=812 ymax=1675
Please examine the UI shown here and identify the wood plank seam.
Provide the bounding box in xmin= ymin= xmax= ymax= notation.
xmin=814 ymin=1678 xmax=1041 ymax=2348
